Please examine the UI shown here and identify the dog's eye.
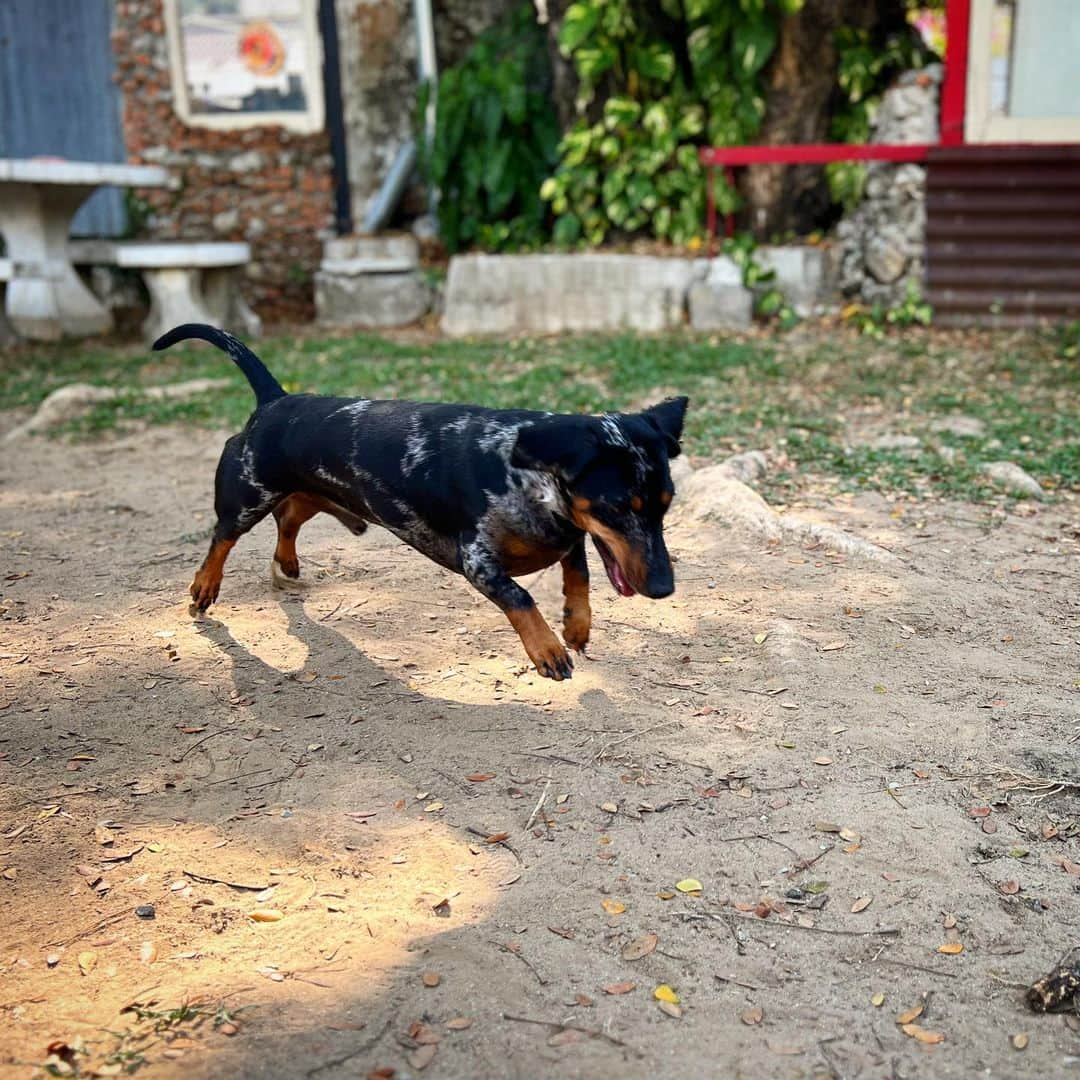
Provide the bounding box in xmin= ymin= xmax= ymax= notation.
xmin=630 ymin=495 xmax=644 ymax=513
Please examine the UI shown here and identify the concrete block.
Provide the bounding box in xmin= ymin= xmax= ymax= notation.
xmin=315 ymin=270 xmax=431 ymax=329
xmin=687 ymin=281 xmax=753 ymax=331
xmin=441 ymin=254 xmax=697 ymax=336
xmin=756 ymin=245 xmax=828 ymax=310
xmin=323 ymin=233 xmax=418 ymax=270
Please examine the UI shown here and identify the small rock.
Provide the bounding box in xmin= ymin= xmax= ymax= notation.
xmin=46 ymin=953 xmax=61 ymax=968
xmin=929 ymin=415 xmax=986 ymax=439
xmin=135 ymin=904 xmax=156 ymax=919
xmin=869 ymin=434 xmax=922 ymax=452
xmin=981 ymin=461 xmax=1046 ymax=500
xmin=720 ymin=450 xmax=769 ymax=485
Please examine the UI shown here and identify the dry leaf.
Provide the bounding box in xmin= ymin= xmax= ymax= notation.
xmin=654 ymin=984 xmax=679 ymax=1004
xmin=871 ymin=992 xmax=885 ymax=1007
xmin=741 ymin=1006 xmax=764 ymax=1025
xmin=485 ymin=832 xmax=509 ymax=844
xmin=675 ymin=878 xmax=703 ymax=894
xmin=94 ymin=825 xmax=115 ymax=846
xmin=408 ymin=1044 xmax=437 ymax=1071
xmin=622 ymin=933 xmax=658 ymax=961
xmin=600 ymin=802 xmax=618 ymax=813
xmin=446 ymin=1017 xmax=473 ymax=1030
xmin=466 ymin=773 xmax=495 ymax=782
xmin=814 ymin=756 xmax=833 ymax=766
xmin=851 ymin=896 xmax=873 ymax=913
xmin=897 ymin=1004 xmax=924 ymax=1024
xmin=753 ymin=632 xmax=768 ymax=644
xmin=139 ymin=941 xmax=158 ymax=965
xmin=902 ymin=1024 xmax=945 ymax=1045
xmin=942 ymin=913 xmax=957 ymax=929
xmin=77 ymin=951 xmax=96 ymax=976
xmin=938 ymin=942 xmax=964 ymax=955
xmin=999 ymin=880 xmax=1021 ymax=895
xmin=601 ymin=899 xmax=626 ymax=915
xmin=1012 ymin=1033 xmax=1029 ymax=1050
xmin=248 ymin=909 xmax=283 ymax=923
xmin=423 ymin=801 xmax=444 ymax=813
xmin=421 ymin=971 xmax=440 ymax=987
xmin=603 ymin=981 xmax=636 ymax=995
xmin=657 ymin=1000 xmax=682 ymax=1018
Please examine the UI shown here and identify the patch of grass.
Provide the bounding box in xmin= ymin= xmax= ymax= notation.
xmin=2 ymin=324 xmax=1076 ymax=501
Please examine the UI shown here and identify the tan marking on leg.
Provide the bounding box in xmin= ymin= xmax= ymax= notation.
xmin=190 ymin=537 xmax=236 ymax=612
xmin=561 ymin=557 xmax=591 ymax=652
xmin=506 ymin=606 xmax=573 ymax=681
xmin=273 ymin=493 xmax=326 ymax=579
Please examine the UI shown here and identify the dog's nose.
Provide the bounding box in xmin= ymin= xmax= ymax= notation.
xmin=643 ymin=565 xmax=674 ymax=599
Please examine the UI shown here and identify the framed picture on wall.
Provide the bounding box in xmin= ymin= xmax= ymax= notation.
xmin=164 ymin=0 xmax=324 ymax=133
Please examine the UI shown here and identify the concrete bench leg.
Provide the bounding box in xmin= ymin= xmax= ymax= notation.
xmin=202 ymin=267 xmax=261 ymax=338
xmin=140 ymin=267 xmax=215 ymax=344
xmin=0 ymin=183 xmax=113 ymax=340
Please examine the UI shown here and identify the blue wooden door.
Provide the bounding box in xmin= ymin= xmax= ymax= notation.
xmin=0 ymin=0 xmax=127 ymax=236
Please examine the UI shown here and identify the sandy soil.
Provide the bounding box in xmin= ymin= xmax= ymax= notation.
xmin=1 ymin=424 xmax=1079 ymax=1079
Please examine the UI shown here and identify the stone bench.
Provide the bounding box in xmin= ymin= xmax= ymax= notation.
xmin=70 ymin=240 xmax=260 ymax=343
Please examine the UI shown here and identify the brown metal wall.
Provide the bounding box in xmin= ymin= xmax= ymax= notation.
xmin=925 ymin=145 xmax=1080 ymax=327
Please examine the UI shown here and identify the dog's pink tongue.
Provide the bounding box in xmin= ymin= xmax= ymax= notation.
xmin=611 ymin=561 xmax=635 ymax=597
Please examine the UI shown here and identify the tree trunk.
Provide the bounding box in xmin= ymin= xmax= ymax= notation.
xmin=741 ymin=0 xmax=908 ymax=238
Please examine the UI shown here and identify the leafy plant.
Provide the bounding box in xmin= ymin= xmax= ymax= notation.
xmin=843 ymin=279 xmax=933 ymax=338
xmin=417 ymin=4 xmax=560 ymax=252
xmin=543 ymin=0 xmax=804 ymax=247
xmin=826 ymin=25 xmax=938 ymax=210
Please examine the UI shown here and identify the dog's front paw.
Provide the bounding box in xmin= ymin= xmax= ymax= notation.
xmin=527 ymin=636 xmax=574 ymax=681
xmin=189 ymin=575 xmax=219 ymax=613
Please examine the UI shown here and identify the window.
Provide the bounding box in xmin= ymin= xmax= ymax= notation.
xmin=966 ymin=0 xmax=1080 ymax=142
xmin=164 ymin=0 xmax=324 ymax=134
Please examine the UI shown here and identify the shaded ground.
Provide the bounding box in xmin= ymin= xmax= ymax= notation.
xmin=2 ymin=421 xmax=1079 ymax=1078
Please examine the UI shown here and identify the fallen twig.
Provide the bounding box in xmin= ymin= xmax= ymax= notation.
xmin=524 ymin=775 xmax=552 ymax=832
xmin=183 ymin=869 xmax=268 ymax=891
xmin=595 ymin=719 xmax=679 ymax=760
xmin=501 ymin=1012 xmax=643 ymax=1056
xmin=491 ymin=941 xmax=547 ymax=985
xmin=172 ymin=729 xmax=229 ymax=763
xmin=876 ymin=956 xmax=958 ymax=980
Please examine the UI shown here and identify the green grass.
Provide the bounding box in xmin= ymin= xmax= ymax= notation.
xmin=2 ymin=324 xmax=1077 ymax=501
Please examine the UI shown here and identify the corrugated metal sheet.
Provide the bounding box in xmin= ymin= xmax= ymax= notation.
xmin=0 ymin=0 xmax=126 ymax=237
xmin=926 ymin=145 xmax=1080 ymax=327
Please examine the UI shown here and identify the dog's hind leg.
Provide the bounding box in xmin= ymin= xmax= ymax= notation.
xmin=191 ymin=436 xmax=281 ymax=612
xmin=271 ymin=493 xmax=369 ymax=589
xmin=271 ymin=493 xmax=323 ymax=589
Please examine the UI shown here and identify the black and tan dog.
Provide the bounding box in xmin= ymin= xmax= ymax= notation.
xmin=154 ymin=324 xmax=688 ymax=680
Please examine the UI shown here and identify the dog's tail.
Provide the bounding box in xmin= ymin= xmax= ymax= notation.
xmin=152 ymin=324 xmax=286 ymax=407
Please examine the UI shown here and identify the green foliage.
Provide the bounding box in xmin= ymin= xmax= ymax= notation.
xmin=544 ymin=0 xmax=802 ymax=247
xmin=827 ymin=26 xmax=938 ymax=210
xmin=721 ymin=230 xmax=799 ymax=327
xmin=417 ymin=5 xmax=560 ymax=252
xmin=845 ymin=280 xmax=933 ymax=338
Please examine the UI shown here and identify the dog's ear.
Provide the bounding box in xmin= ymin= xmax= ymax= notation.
xmin=641 ymin=396 xmax=688 ymax=458
xmin=511 ymin=418 xmax=598 ymax=480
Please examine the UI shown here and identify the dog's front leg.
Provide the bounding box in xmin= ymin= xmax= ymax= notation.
xmin=462 ymin=539 xmax=574 ymax=681
xmin=561 ymin=539 xmax=591 ymax=653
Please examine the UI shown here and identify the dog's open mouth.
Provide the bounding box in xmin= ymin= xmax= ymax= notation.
xmin=592 ymin=536 xmax=636 ymax=597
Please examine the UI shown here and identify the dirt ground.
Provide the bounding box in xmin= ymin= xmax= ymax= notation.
xmin=1 ymin=422 xmax=1079 ymax=1079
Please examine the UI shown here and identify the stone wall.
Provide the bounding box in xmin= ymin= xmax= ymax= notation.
xmin=113 ymin=1 xmax=339 ymax=323
xmin=834 ymin=65 xmax=942 ymax=308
